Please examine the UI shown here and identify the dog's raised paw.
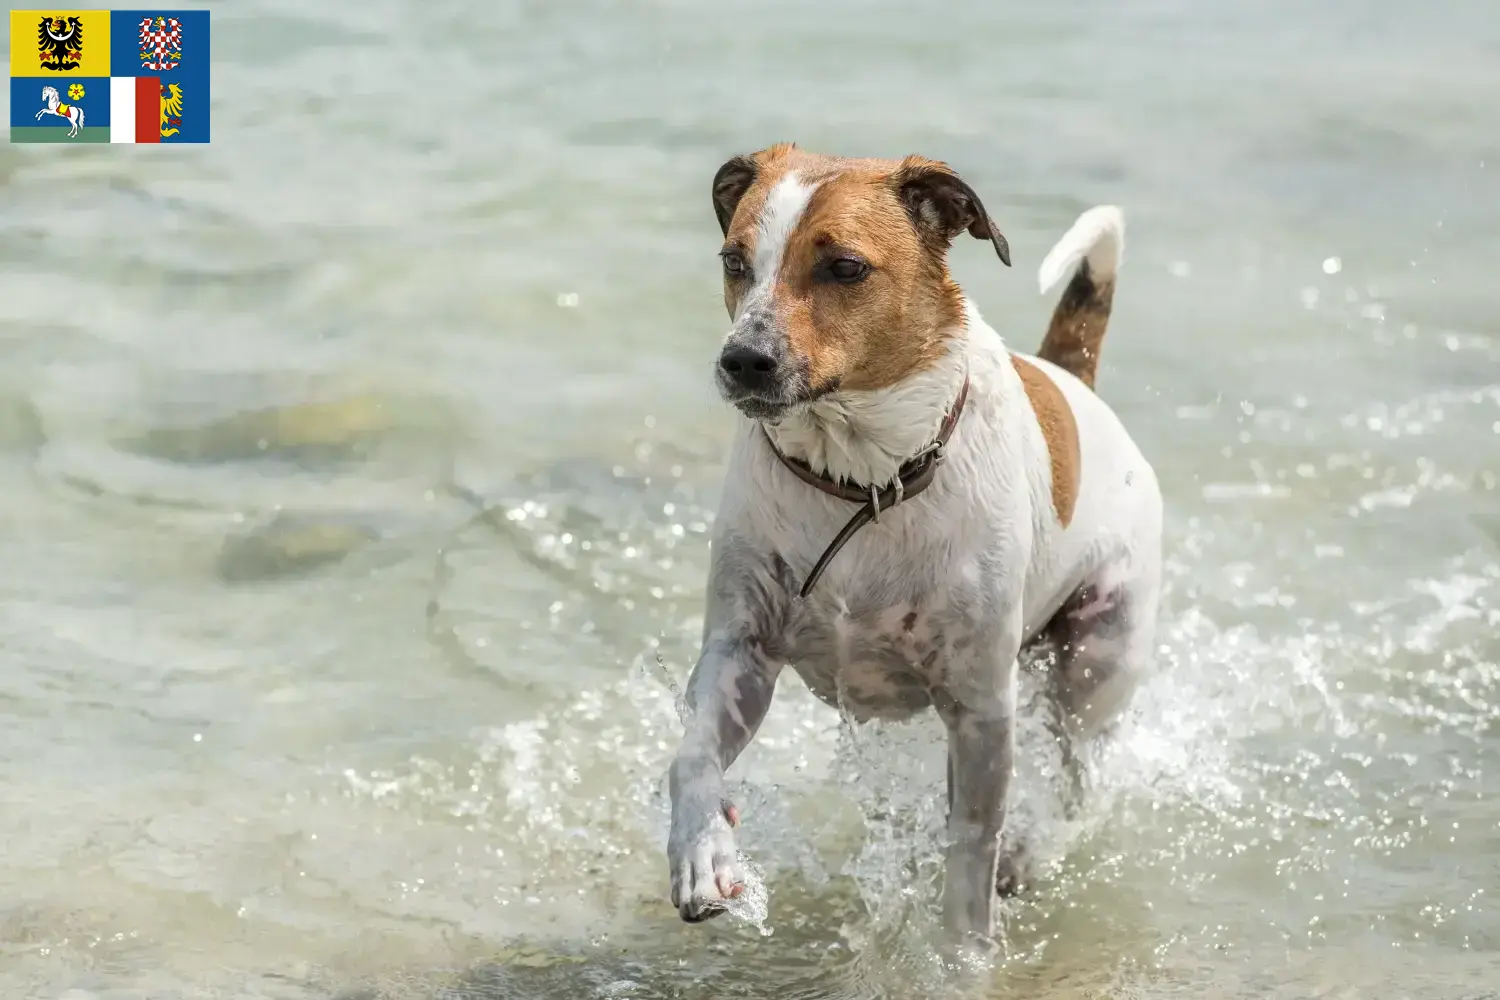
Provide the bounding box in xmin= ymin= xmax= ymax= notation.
xmin=668 ymin=801 xmax=745 ymax=922
xmin=672 ymin=852 xmax=745 ymax=922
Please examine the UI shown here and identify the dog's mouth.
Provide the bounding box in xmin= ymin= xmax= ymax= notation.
xmin=718 ymin=380 xmax=841 ymax=424
xmin=729 ymin=396 xmax=793 ymax=422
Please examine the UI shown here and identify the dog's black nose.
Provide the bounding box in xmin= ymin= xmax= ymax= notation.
xmin=719 ymin=344 xmax=779 ymax=391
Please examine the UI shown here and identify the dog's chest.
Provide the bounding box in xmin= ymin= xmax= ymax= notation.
xmin=746 ymin=481 xmax=995 ymax=721
xmin=784 ymin=590 xmax=968 ymax=721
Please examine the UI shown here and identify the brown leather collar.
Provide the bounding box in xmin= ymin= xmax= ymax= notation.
xmin=763 ymin=375 xmax=970 ymax=599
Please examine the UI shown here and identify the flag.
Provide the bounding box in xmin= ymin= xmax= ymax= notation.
xmin=9 ymin=8 xmax=209 ymax=144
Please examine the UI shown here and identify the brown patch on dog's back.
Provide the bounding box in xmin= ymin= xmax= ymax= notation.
xmin=1011 ymin=356 xmax=1080 ymax=527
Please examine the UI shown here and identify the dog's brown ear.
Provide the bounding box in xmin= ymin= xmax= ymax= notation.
xmin=891 ymin=157 xmax=1011 ymax=267
xmin=711 ymin=155 xmax=759 ymax=236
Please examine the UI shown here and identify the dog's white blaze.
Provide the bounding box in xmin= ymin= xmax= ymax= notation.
xmin=730 ymin=172 xmax=819 ymax=325
xmin=754 ymin=172 xmax=818 ymax=278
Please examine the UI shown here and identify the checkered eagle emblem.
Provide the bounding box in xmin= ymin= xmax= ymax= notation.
xmin=138 ymin=15 xmax=183 ymax=71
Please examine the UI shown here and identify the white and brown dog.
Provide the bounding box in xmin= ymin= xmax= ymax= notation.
xmin=666 ymin=143 xmax=1162 ymax=945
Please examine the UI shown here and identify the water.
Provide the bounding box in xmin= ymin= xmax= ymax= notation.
xmin=2 ymin=1 xmax=1498 ymax=997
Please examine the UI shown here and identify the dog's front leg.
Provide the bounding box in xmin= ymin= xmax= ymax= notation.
xmin=937 ymin=617 xmax=1021 ymax=945
xmin=667 ymin=630 xmax=780 ymax=922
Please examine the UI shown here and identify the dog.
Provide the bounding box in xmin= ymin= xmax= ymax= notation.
xmin=665 ymin=143 xmax=1162 ymax=945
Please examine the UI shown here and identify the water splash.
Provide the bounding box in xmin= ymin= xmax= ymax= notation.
xmin=723 ymin=852 xmax=773 ymax=934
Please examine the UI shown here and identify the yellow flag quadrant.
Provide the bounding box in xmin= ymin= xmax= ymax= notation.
xmin=10 ymin=9 xmax=111 ymax=77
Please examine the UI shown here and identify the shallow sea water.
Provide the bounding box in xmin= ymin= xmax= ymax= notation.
xmin=1 ymin=1 xmax=1498 ymax=998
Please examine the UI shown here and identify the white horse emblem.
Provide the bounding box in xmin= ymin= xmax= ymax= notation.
xmin=36 ymin=85 xmax=85 ymax=138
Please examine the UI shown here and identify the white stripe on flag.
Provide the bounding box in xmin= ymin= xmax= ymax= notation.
xmin=110 ymin=78 xmax=137 ymax=144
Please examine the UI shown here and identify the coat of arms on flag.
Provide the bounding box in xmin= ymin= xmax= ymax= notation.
xmin=159 ymin=80 xmax=182 ymax=136
xmin=36 ymin=14 xmax=85 ymax=71
xmin=34 ymin=82 xmax=86 ymax=136
xmin=9 ymin=9 xmax=210 ymax=144
xmin=137 ymin=14 xmax=180 ymax=71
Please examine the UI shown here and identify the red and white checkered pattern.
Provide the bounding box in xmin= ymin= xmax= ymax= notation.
xmin=137 ymin=17 xmax=183 ymax=71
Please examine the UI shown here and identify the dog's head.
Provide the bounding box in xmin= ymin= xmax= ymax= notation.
xmin=709 ymin=143 xmax=1009 ymax=421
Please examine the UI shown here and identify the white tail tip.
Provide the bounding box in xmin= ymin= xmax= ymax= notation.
xmin=1037 ymin=205 xmax=1125 ymax=295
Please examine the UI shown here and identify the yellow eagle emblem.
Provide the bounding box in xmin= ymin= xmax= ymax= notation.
xmin=160 ymin=82 xmax=183 ymax=138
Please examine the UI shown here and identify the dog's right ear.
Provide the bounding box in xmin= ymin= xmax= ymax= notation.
xmin=711 ymin=155 xmax=758 ymax=236
xmin=891 ymin=156 xmax=1011 ymax=268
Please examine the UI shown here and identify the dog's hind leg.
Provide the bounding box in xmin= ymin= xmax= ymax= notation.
xmin=1048 ymin=556 xmax=1161 ymax=754
xmin=989 ymin=564 xmax=1157 ymax=899
xmin=1065 ymin=586 xmax=1156 ymax=728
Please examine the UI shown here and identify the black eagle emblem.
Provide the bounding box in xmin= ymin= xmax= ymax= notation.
xmin=37 ymin=15 xmax=85 ymax=71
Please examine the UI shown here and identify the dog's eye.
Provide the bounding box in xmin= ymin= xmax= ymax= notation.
xmin=720 ymin=250 xmax=747 ymax=278
xmin=827 ymin=258 xmax=870 ymax=283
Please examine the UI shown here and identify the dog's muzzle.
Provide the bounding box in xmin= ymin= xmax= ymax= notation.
xmin=715 ymin=320 xmax=799 ymax=419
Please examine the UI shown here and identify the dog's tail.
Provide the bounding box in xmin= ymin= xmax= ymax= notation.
xmin=1035 ymin=206 xmax=1124 ymax=391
